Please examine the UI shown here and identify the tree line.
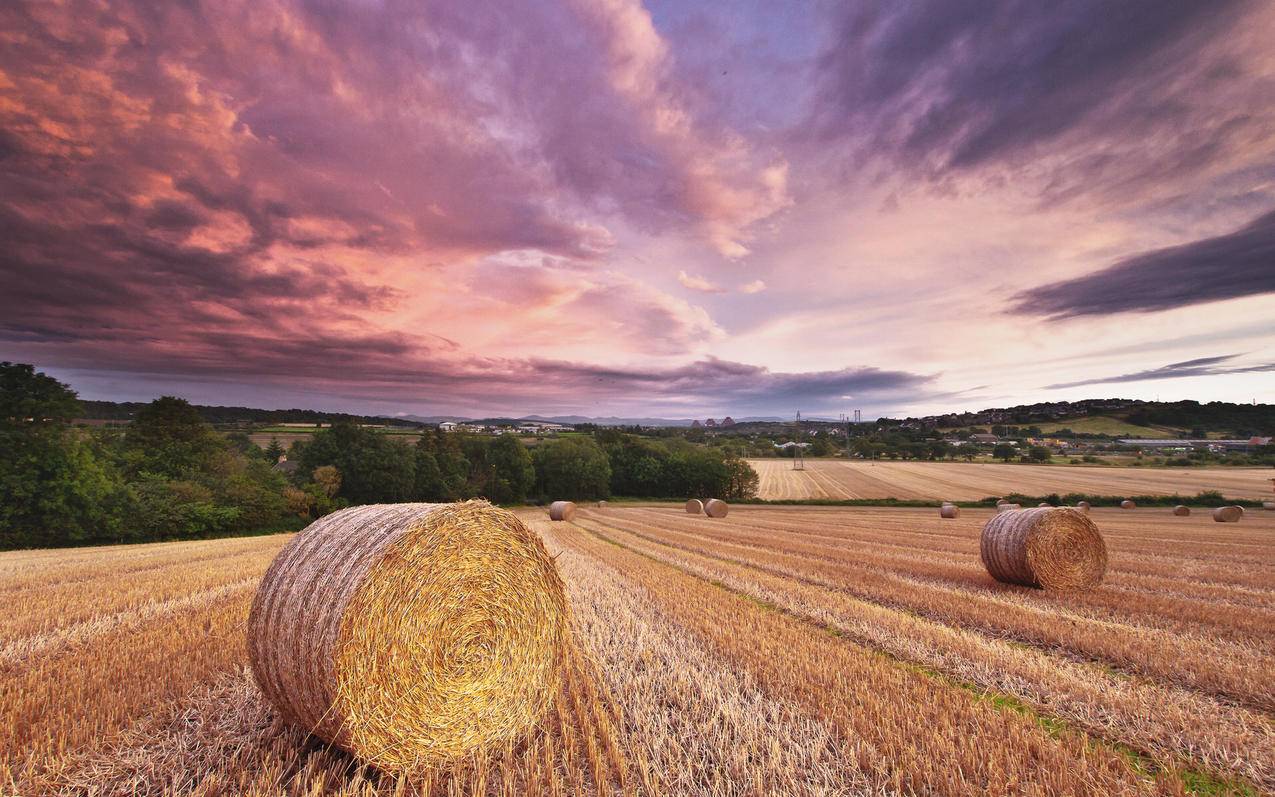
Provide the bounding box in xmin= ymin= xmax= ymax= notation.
xmin=1 ymin=364 xmax=758 ymax=549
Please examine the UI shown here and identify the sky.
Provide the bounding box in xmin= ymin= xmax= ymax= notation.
xmin=1 ymin=0 xmax=1273 ymax=420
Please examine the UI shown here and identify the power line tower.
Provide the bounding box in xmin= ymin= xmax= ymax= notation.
xmin=793 ymin=410 xmax=805 ymax=471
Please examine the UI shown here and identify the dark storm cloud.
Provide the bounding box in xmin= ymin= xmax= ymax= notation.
xmin=1044 ymin=354 xmax=1275 ymax=389
xmin=810 ymin=0 xmax=1266 ymax=201
xmin=1011 ymin=209 xmax=1275 ymax=318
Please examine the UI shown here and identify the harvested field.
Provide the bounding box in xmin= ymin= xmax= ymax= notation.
xmin=749 ymin=458 xmax=1275 ymax=501
xmin=3 ymin=506 xmax=1271 ymax=795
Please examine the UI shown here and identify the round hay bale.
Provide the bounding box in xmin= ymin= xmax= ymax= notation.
xmin=1120 ymin=500 xmax=1136 ymax=510
xmin=1263 ymin=501 xmax=1275 ymax=511
xmin=1037 ymin=502 xmax=1051 ymax=508
xmin=1172 ymin=505 xmax=1190 ymax=516
xmin=1075 ymin=501 xmax=1090 ymax=513
xmin=597 ymin=500 xmax=608 ymax=508
xmin=939 ymin=504 xmax=960 ymax=519
xmin=996 ymin=499 xmax=1009 ymax=507
xmin=1212 ymin=506 xmax=1242 ymax=523
xmin=704 ymin=498 xmax=729 ymax=518
xmin=685 ymin=498 xmax=704 ymax=515
xmin=548 ymin=501 xmax=576 ymax=521
xmin=247 ymin=502 xmax=568 ymax=771
xmin=980 ymin=507 xmax=1107 ymax=591
xmin=996 ymin=503 xmax=1021 ymax=512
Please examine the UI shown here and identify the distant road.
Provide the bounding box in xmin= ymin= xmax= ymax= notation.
xmin=748 ymin=459 xmax=1275 ymax=501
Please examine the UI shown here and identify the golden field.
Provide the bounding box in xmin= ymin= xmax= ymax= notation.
xmin=748 ymin=458 xmax=1275 ymax=501
xmin=2 ymin=505 xmax=1272 ymax=796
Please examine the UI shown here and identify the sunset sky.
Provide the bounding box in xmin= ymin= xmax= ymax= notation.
xmin=2 ymin=0 xmax=1273 ymax=419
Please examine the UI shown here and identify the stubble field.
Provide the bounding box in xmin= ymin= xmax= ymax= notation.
xmin=3 ymin=505 xmax=1272 ymax=796
xmin=748 ymin=458 xmax=1275 ymax=501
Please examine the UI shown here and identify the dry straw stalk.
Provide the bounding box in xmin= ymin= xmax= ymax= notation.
xmin=980 ymin=507 xmax=1107 ymax=591
xmin=704 ymin=499 xmax=730 ymax=518
xmin=247 ymin=502 xmax=568 ymax=772
xmin=548 ymin=501 xmax=577 ymax=521
xmin=685 ymin=498 xmax=704 ymax=515
xmin=1212 ymin=506 xmax=1242 ymax=523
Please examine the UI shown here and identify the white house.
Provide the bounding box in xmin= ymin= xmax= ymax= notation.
xmin=437 ymin=422 xmax=457 ymax=432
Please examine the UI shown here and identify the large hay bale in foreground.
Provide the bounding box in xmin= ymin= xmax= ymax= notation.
xmin=248 ymin=502 xmax=568 ymax=771
xmin=1172 ymin=505 xmax=1190 ymax=516
xmin=1212 ymin=506 xmax=1242 ymax=523
xmin=980 ymin=507 xmax=1107 ymax=591
xmin=685 ymin=498 xmax=704 ymax=514
xmin=1120 ymin=500 xmax=1136 ymax=510
xmin=704 ymin=498 xmax=729 ymax=518
xmin=548 ymin=501 xmax=576 ymax=521
xmin=939 ymin=504 xmax=960 ymax=519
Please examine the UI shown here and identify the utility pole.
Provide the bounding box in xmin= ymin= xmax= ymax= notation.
xmin=793 ymin=410 xmax=805 ymax=471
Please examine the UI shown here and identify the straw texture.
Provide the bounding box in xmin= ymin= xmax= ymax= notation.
xmin=704 ymin=499 xmax=729 ymax=518
xmin=980 ymin=507 xmax=1107 ymax=591
xmin=1120 ymin=500 xmax=1136 ymax=509
xmin=548 ymin=501 xmax=576 ymax=521
xmin=939 ymin=505 xmax=960 ymax=519
xmin=1173 ymin=505 xmax=1190 ymax=516
xmin=685 ymin=499 xmax=704 ymax=514
xmin=247 ymin=502 xmax=568 ymax=771
xmin=1212 ymin=506 xmax=1242 ymax=523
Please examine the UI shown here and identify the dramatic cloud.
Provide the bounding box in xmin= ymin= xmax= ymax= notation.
xmin=1044 ymin=354 xmax=1275 ymax=390
xmin=677 ymin=271 xmax=725 ymax=293
xmin=1 ymin=0 xmax=1273 ymax=416
xmin=810 ymin=1 xmax=1275 ymax=205
xmin=1012 ymin=209 xmax=1275 ymax=318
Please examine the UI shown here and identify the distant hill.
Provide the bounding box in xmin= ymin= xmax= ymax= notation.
xmin=78 ymin=400 xmax=422 ymax=429
xmin=899 ymin=399 xmax=1272 ymax=438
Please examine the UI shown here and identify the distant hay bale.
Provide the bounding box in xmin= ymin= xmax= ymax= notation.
xmin=247 ymin=502 xmax=568 ymax=771
xmin=1172 ymin=505 xmax=1190 ymax=516
xmin=1264 ymin=501 xmax=1275 ymax=511
xmin=597 ymin=500 xmax=608 ymax=508
xmin=996 ymin=499 xmax=1010 ymax=507
xmin=1037 ymin=502 xmax=1051 ymax=507
xmin=704 ymin=499 xmax=729 ymax=518
xmin=1120 ymin=500 xmax=1136 ymax=510
xmin=1212 ymin=506 xmax=1242 ymax=523
xmin=940 ymin=505 xmax=960 ymax=519
xmin=996 ymin=503 xmax=1021 ymax=512
xmin=685 ymin=498 xmax=704 ymax=515
xmin=980 ymin=507 xmax=1107 ymax=591
xmin=548 ymin=501 xmax=576 ymax=521
xmin=1075 ymin=501 xmax=1090 ymax=513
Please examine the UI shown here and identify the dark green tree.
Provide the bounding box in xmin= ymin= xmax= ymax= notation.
xmin=124 ymin=397 xmax=223 ymax=478
xmin=483 ymin=434 xmax=535 ymax=503
xmin=0 ymin=364 xmax=129 ymax=547
xmin=993 ymin=443 xmax=1016 ymax=462
xmin=533 ymin=437 xmax=611 ymax=501
xmin=296 ymin=422 xmax=415 ymax=504
xmin=264 ymin=437 xmax=285 ymax=462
